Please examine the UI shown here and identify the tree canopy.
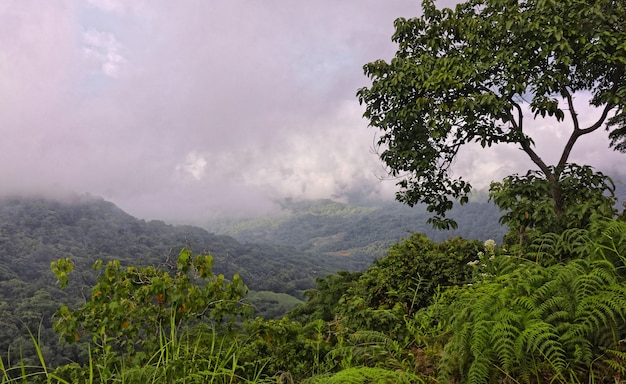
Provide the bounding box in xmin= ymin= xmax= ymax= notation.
xmin=357 ymin=0 xmax=626 ymax=229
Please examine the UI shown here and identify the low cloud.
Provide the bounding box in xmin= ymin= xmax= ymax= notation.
xmin=0 ymin=1 xmax=623 ymax=222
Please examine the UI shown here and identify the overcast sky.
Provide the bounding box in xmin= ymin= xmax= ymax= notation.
xmin=1 ymin=0 xmax=624 ymax=222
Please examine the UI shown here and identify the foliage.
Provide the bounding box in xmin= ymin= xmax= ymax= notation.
xmin=240 ymin=318 xmax=331 ymax=382
xmin=289 ymin=271 xmax=362 ymax=323
xmin=589 ymin=217 xmax=626 ymax=274
xmin=307 ymin=366 xmax=424 ymax=384
xmin=51 ymin=249 xmax=250 ymax=381
xmin=4 ymin=198 xmax=626 ymax=382
xmin=440 ymin=227 xmax=626 ymax=383
xmin=343 ymin=234 xmax=479 ymax=323
xmin=490 ymin=164 xmax=616 ymax=245
xmin=2 ymin=196 xmax=399 ymax=366
xmin=357 ymin=0 xmax=626 ymax=228
xmin=245 ymin=291 xmax=303 ymax=320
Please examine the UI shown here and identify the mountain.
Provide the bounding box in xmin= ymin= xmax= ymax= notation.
xmin=0 ymin=194 xmax=507 ymax=366
xmin=0 ymin=195 xmax=361 ymax=365
xmin=0 ymin=195 xmax=369 ymax=295
xmin=204 ymin=198 xmax=508 ymax=262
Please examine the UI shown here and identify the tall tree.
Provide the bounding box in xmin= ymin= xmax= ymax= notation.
xmin=357 ymin=0 xmax=626 ymax=229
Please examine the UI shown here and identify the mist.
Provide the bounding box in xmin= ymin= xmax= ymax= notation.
xmin=1 ymin=0 xmax=623 ymax=223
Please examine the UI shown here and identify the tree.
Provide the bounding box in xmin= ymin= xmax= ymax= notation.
xmin=357 ymin=0 xmax=626 ymax=229
xmin=338 ymin=234 xmax=479 ymax=338
xmin=490 ymin=164 xmax=617 ymax=245
xmin=288 ymin=271 xmax=362 ymax=323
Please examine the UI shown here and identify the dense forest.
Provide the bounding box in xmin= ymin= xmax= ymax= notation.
xmin=205 ymin=197 xmax=507 ymax=259
xmin=0 ymin=194 xmax=503 ymax=371
xmin=2 ymin=193 xmax=625 ymax=383
xmin=2 ymin=0 xmax=626 ymax=381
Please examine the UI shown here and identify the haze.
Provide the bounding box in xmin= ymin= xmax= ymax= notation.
xmin=1 ymin=0 xmax=624 ymax=222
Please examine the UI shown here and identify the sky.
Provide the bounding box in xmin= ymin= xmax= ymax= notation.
xmin=1 ymin=0 xmax=624 ymax=222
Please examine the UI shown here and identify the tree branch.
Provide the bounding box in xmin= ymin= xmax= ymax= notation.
xmin=580 ymin=66 xmax=623 ymax=136
xmin=510 ymin=99 xmax=524 ymax=133
xmin=557 ymin=88 xmax=581 ymax=168
xmin=506 ymin=97 xmax=552 ymax=177
xmin=579 ymin=102 xmax=616 ymax=135
xmin=564 ymin=88 xmax=580 ymax=131
xmin=558 ymin=84 xmax=619 ymax=168
xmin=519 ymin=137 xmax=552 ymax=177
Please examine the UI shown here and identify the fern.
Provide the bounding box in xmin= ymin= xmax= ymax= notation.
xmin=527 ymin=232 xmax=560 ymax=263
xmin=439 ymin=251 xmax=626 ymax=382
xmin=490 ymin=312 xmax=520 ymax=372
xmin=601 ymin=343 xmax=626 ymax=379
xmin=527 ymin=228 xmax=594 ymax=264
xmin=589 ymin=219 xmax=626 ymax=272
xmin=519 ymin=321 xmax=567 ymax=374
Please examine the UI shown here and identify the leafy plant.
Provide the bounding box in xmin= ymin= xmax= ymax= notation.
xmin=490 ymin=164 xmax=616 ymax=246
xmin=240 ymin=318 xmax=330 ymax=382
xmin=440 ymin=241 xmax=626 ymax=383
xmin=306 ymin=366 xmax=424 ymax=384
xmin=51 ymin=249 xmax=250 ymax=381
xmin=344 ymin=234 xmax=479 ymax=322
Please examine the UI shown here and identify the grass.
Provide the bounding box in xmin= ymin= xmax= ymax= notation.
xmin=0 ymin=326 xmax=70 ymax=384
xmin=1 ymin=320 xmax=274 ymax=384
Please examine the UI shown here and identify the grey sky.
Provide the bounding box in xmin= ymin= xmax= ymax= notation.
xmin=1 ymin=0 xmax=624 ymax=222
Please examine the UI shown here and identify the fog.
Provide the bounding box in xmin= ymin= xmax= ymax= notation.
xmin=1 ymin=0 xmax=624 ymax=222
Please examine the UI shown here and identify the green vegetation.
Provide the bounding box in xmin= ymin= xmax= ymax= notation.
xmin=207 ymin=197 xmax=507 ymax=259
xmin=1 ymin=0 xmax=626 ymax=381
xmin=0 ymin=194 xmax=507 ymax=373
xmin=357 ymin=0 xmax=626 ymax=229
xmin=245 ymin=291 xmax=304 ymax=320
xmin=4 ymin=215 xmax=624 ymax=383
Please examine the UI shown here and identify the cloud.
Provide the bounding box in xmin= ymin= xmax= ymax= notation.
xmin=87 ymin=0 xmax=124 ymax=13
xmin=176 ymin=152 xmax=207 ymax=181
xmin=0 ymin=0 xmax=623 ymax=222
xmin=83 ymin=28 xmax=126 ymax=77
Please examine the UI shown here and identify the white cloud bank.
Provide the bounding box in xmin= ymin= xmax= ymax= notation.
xmin=0 ymin=1 xmax=623 ymax=222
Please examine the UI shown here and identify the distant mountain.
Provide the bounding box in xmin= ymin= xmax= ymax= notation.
xmin=0 ymin=195 xmax=363 ymax=296
xmin=204 ymin=198 xmax=508 ymax=263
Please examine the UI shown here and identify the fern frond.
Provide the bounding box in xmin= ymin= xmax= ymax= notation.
xmin=572 ymin=275 xmax=604 ymax=303
xmin=590 ymin=219 xmax=626 ymax=269
xmin=528 ymin=233 xmax=560 ymax=257
xmin=588 ymin=259 xmax=619 ymax=283
xmin=467 ymin=354 xmax=492 ymax=384
xmin=570 ymin=338 xmax=594 ymax=365
xmin=470 ymin=320 xmax=493 ymax=356
xmin=602 ymin=346 xmax=626 ymax=377
xmin=520 ymin=321 xmax=567 ymax=374
xmin=490 ymin=320 xmax=519 ymax=372
xmin=544 ymin=310 xmax=572 ymax=324
xmin=559 ymin=228 xmax=592 ymax=258
xmin=538 ymin=294 xmax=574 ymax=317
xmin=513 ymin=295 xmax=537 ymax=311
xmin=577 ymin=292 xmax=626 ymax=333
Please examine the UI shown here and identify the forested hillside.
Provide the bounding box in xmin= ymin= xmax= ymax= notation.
xmin=0 ymin=194 xmax=506 ymax=370
xmin=206 ymin=197 xmax=507 ymax=261
xmin=0 ymin=195 xmax=360 ymax=366
xmin=0 ymin=195 xmax=358 ymax=294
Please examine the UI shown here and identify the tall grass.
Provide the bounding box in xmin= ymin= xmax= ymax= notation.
xmin=1 ymin=321 xmax=272 ymax=384
xmin=0 ymin=326 xmax=69 ymax=384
